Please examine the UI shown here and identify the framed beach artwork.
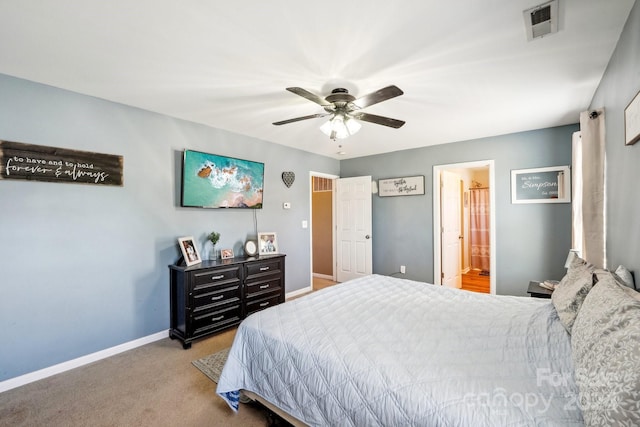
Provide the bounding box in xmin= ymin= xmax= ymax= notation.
xmin=178 ymin=236 xmax=201 ymax=266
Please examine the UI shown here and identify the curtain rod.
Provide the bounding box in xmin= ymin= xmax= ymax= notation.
xmin=469 ymin=187 xmax=489 ymax=190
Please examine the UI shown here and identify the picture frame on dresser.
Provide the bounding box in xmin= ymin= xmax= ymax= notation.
xmin=258 ymin=232 xmax=279 ymax=255
xmin=178 ymin=236 xmax=201 ymax=266
xmin=221 ymin=248 xmax=234 ymax=259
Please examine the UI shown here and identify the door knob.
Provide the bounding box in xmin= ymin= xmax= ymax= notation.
xmin=365 ymin=235 xmax=371 ymax=239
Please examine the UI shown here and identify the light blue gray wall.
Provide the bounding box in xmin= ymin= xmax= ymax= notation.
xmin=341 ymin=124 xmax=577 ymax=296
xmin=0 ymin=74 xmax=339 ymax=381
xmin=589 ymin=0 xmax=640 ymax=273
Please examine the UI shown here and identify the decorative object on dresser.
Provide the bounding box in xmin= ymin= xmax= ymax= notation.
xmin=244 ymin=240 xmax=258 ymax=256
xmin=258 ymin=232 xmax=279 ymax=255
xmin=168 ymin=255 xmax=285 ymax=349
xmin=220 ymin=248 xmax=234 ymax=259
xmin=207 ymin=231 xmax=220 ymax=260
xmin=178 ymin=236 xmax=201 ymax=267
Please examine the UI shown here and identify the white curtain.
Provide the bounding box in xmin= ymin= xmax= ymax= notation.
xmin=575 ymin=109 xmax=606 ymax=268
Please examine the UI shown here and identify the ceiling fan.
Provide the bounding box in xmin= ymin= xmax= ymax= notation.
xmin=273 ymin=85 xmax=405 ymax=140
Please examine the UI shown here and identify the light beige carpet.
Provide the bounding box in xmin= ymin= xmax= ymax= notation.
xmin=0 ymin=330 xmax=272 ymax=427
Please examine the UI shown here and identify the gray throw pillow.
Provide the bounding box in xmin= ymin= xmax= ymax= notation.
xmin=614 ymin=265 xmax=636 ymax=289
xmin=571 ymin=272 xmax=640 ymax=426
xmin=551 ymin=255 xmax=595 ymax=333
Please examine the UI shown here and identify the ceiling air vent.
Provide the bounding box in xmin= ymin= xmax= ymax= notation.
xmin=523 ymin=0 xmax=558 ymax=41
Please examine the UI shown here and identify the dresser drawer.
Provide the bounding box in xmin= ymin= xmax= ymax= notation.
xmin=245 ymin=258 xmax=282 ymax=280
xmin=245 ymin=277 xmax=282 ymax=299
xmin=192 ymin=304 xmax=241 ymax=336
xmin=193 ymin=266 xmax=241 ymax=292
xmin=245 ymin=294 xmax=281 ymax=317
xmin=192 ymin=285 xmax=240 ymax=312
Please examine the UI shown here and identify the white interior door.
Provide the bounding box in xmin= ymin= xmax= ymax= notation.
xmin=336 ymin=176 xmax=372 ymax=282
xmin=441 ymin=170 xmax=462 ymax=288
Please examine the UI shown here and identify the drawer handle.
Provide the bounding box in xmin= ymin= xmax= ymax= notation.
xmin=259 ymin=267 xmax=270 ymax=271
xmin=211 ymin=274 xmax=225 ymax=280
xmin=259 ymin=284 xmax=270 ymax=289
xmin=211 ymin=315 xmax=224 ymax=322
xmin=211 ymin=294 xmax=224 ymax=301
xmin=259 ymin=302 xmax=270 ymax=307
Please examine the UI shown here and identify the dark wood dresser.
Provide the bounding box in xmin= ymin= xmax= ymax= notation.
xmin=169 ymin=254 xmax=285 ymax=349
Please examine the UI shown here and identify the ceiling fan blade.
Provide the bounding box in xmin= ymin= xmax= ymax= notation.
xmin=353 ymin=112 xmax=405 ymax=129
xmin=273 ymin=113 xmax=330 ymax=126
xmin=286 ymin=87 xmax=331 ymax=106
xmin=352 ymin=85 xmax=404 ymax=109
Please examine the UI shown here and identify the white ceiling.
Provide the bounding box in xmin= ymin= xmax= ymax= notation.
xmin=0 ymin=0 xmax=635 ymax=159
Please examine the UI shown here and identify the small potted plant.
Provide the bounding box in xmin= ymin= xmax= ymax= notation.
xmin=207 ymin=231 xmax=220 ymax=259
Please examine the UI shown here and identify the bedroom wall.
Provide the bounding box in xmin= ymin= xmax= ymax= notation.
xmin=589 ymin=0 xmax=640 ymax=274
xmin=340 ymin=124 xmax=577 ymax=296
xmin=0 ymin=73 xmax=339 ymax=382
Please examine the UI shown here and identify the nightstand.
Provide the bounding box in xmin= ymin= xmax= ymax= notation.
xmin=527 ymin=281 xmax=553 ymax=299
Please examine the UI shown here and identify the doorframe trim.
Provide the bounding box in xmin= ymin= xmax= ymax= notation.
xmin=309 ymin=171 xmax=339 ymax=289
xmin=433 ymin=160 xmax=496 ymax=294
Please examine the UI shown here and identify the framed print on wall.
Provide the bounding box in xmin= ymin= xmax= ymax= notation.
xmin=258 ymin=232 xmax=279 ymax=255
xmin=625 ymin=89 xmax=640 ymax=146
xmin=178 ymin=236 xmax=201 ymax=266
xmin=511 ymin=166 xmax=570 ymax=204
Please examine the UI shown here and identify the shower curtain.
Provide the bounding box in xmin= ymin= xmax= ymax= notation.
xmin=470 ymin=188 xmax=490 ymax=273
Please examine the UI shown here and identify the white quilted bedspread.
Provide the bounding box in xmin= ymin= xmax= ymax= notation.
xmin=217 ymin=274 xmax=583 ymax=426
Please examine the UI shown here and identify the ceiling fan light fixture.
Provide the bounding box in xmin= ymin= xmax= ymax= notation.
xmin=320 ymin=114 xmax=361 ymax=140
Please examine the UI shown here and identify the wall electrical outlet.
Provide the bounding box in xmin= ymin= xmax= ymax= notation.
xmin=400 ymin=265 xmax=406 ymax=274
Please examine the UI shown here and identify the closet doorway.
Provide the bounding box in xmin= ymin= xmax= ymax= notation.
xmin=433 ymin=160 xmax=496 ymax=294
xmin=309 ymin=172 xmax=338 ymax=288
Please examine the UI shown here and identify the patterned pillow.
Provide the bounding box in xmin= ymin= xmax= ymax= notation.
xmin=571 ymin=272 xmax=640 ymax=426
xmin=551 ymin=255 xmax=595 ymax=333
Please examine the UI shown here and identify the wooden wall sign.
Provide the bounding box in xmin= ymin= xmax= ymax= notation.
xmin=0 ymin=140 xmax=123 ymax=186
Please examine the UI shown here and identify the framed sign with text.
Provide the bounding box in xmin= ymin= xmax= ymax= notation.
xmin=378 ymin=175 xmax=425 ymax=197
xmin=0 ymin=140 xmax=123 ymax=186
xmin=511 ymin=166 xmax=570 ymax=204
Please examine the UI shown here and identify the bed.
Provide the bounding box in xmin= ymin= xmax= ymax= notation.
xmin=217 ymin=266 xmax=640 ymax=426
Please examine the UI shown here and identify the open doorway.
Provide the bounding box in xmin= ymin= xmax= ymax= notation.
xmin=309 ymin=172 xmax=338 ymax=290
xmin=433 ymin=160 xmax=496 ymax=294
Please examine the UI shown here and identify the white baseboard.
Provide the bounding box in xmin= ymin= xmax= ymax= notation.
xmin=286 ymin=285 xmax=312 ymax=300
xmin=312 ymin=273 xmax=334 ymax=280
xmin=0 ymin=330 xmax=168 ymax=394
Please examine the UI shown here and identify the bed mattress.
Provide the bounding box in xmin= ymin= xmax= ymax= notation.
xmin=217 ymin=274 xmax=583 ymax=426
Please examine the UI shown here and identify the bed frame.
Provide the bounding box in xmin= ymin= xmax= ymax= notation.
xmin=242 ymin=390 xmax=306 ymax=426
